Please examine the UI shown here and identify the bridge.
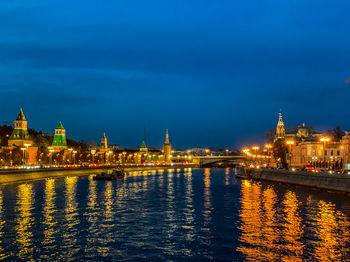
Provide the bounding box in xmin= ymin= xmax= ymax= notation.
xmin=192 ymin=155 xmax=246 ymax=167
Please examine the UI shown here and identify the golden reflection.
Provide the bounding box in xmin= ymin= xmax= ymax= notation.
xmin=261 ymin=187 xmax=280 ymax=261
xmin=0 ymin=190 xmax=7 ymax=260
xmin=281 ymin=191 xmax=304 ymax=262
xmin=314 ymin=201 xmax=350 ymax=261
xmin=98 ymin=182 xmax=114 ymax=257
xmin=42 ymin=179 xmax=56 ymax=251
xmin=16 ymin=183 xmax=34 ymax=260
xmin=85 ymin=176 xmax=98 ymax=255
xmin=62 ymin=176 xmax=79 ymax=257
xmin=237 ymin=181 xmax=264 ymax=261
xmin=225 ymin=168 xmax=230 ymax=185
xmin=202 ymin=168 xmax=212 ymax=257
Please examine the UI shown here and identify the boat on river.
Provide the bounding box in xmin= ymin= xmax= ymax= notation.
xmin=93 ymin=169 xmax=125 ymax=180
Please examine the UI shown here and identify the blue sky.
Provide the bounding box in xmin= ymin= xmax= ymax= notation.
xmin=0 ymin=0 xmax=349 ymax=148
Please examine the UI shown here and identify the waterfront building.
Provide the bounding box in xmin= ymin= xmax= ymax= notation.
xmin=272 ymin=112 xmax=344 ymax=170
xmin=52 ymin=122 xmax=68 ymax=151
xmin=163 ymin=129 xmax=171 ymax=162
xmin=6 ymin=109 xmax=38 ymax=164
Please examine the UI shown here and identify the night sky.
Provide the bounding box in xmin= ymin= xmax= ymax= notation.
xmin=0 ymin=1 xmax=349 ymax=149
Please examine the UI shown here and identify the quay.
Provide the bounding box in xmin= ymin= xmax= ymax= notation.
xmin=249 ymin=168 xmax=350 ymax=194
xmin=0 ymin=165 xmax=195 ymax=185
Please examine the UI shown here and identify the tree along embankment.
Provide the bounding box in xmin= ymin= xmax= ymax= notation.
xmin=249 ymin=168 xmax=350 ymax=194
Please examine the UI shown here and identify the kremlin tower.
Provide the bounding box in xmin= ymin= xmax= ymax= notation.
xmin=7 ymin=109 xmax=37 ymax=164
xmin=163 ymin=129 xmax=171 ymax=161
xmin=8 ymin=108 xmax=32 ymax=147
xmin=100 ymin=133 xmax=108 ymax=152
xmin=52 ymin=122 xmax=68 ymax=151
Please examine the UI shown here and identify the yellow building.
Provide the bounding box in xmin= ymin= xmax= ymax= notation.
xmin=163 ymin=129 xmax=171 ymax=162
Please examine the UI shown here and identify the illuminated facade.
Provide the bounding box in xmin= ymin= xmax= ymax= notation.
xmin=8 ymin=109 xmax=32 ymax=147
xmin=52 ymin=122 xmax=68 ymax=151
xmin=163 ymin=129 xmax=171 ymax=162
xmin=275 ymin=111 xmax=285 ymax=141
xmin=6 ymin=109 xmax=38 ymax=164
xmin=100 ymin=133 xmax=108 ymax=152
xmin=140 ymin=141 xmax=148 ymax=153
xmin=274 ymin=113 xmax=345 ymax=170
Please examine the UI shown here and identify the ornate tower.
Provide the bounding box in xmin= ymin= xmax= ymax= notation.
xmin=100 ymin=133 xmax=108 ymax=151
xmin=275 ymin=111 xmax=286 ymax=141
xmin=163 ymin=129 xmax=171 ymax=161
xmin=8 ymin=108 xmax=32 ymax=147
xmin=140 ymin=141 xmax=148 ymax=153
xmin=52 ymin=122 xmax=68 ymax=151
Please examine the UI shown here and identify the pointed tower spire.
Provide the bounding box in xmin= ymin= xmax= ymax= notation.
xmin=165 ymin=129 xmax=170 ymax=144
xmin=8 ymin=108 xmax=31 ymax=146
xmin=52 ymin=121 xmax=67 ymax=150
xmin=101 ymin=132 xmax=108 ymax=150
xmin=275 ymin=110 xmax=286 ymax=141
xmin=16 ymin=108 xmax=26 ymax=121
xmin=163 ymin=129 xmax=172 ymax=162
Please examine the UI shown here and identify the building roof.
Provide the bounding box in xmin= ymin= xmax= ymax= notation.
xmin=296 ymin=123 xmax=310 ymax=138
xmin=56 ymin=121 xmax=65 ymax=130
xmin=16 ymin=108 xmax=26 ymax=121
xmin=140 ymin=141 xmax=147 ymax=148
xmin=8 ymin=128 xmax=30 ymax=142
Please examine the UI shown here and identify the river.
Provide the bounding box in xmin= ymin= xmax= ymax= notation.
xmin=0 ymin=168 xmax=349 ymax=261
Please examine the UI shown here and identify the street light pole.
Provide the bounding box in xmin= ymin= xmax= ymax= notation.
xmin=285 ymin=140 xmax=295 ymax=169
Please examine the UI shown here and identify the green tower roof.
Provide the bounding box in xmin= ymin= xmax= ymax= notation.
xmin=9 ymin=128 xmax=30 ymax=141
xmin=140 ymin=141 xmax=147 ymax=148
xmin=52 ymin=122 xmax=67 ymax=147
xmin=56 ymin=122 xmax=65 ymax=129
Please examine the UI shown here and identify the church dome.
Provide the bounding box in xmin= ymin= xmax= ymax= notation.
xmin=296 ymin=123 xmax=310 ymax=138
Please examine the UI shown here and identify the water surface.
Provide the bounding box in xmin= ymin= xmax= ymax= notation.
xmin=0 ymin=168 xmax=349 ymax=261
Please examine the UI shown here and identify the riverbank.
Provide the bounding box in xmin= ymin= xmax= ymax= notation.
xmin=0 ymin=165 xmax=195 ymax=185
xmin=249 ymin=168 xmax=350 ymax=194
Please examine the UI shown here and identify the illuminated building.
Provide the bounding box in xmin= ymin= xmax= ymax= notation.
xmin=8 ymin=109 xmax=32 ymax=147
xmin=52 ymin=122 xmax=68 ymax=151
xmin=6 ymin=109 xmax=38 ymax=165
xmin=275 ymin=111 xmax=285 ymax=141
xmin=140 ymin=141 xmax=148 ymax=153
xmin=163 ymin=129 xmax=171 ymax=162
xmin=100 ymin=133 xmax=108 ymax=152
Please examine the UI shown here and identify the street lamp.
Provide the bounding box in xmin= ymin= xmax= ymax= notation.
xmin=252 ymin=146 xmax=260 ymax=161
xmin=320 ymin=136 xmax=331 ymax=165
xmin=21 ymin=147 xmax=26 ymax=165
xmin=285 ymin=140 xmax=295 ymax=168
xmin=73 ymin=150 xmax=77 ymax=165
xmin=265 ymin=144 xmax=272 ymax=155
xmin=68 ymin=148 xmax=73 ymax=163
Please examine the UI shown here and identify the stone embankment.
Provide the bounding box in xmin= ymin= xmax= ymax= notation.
xmin=0 ymin=165 xmax=193 ymax=185
xmin=249 ymin=168 xmax=350 ymax=194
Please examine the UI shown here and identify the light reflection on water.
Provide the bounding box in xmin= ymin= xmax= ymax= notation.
xmin=0 ymin=169 xmax=348 ymax=260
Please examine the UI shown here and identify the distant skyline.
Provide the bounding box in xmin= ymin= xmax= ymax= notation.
xmin=1 ymin=1 xmax=349 ymax=148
